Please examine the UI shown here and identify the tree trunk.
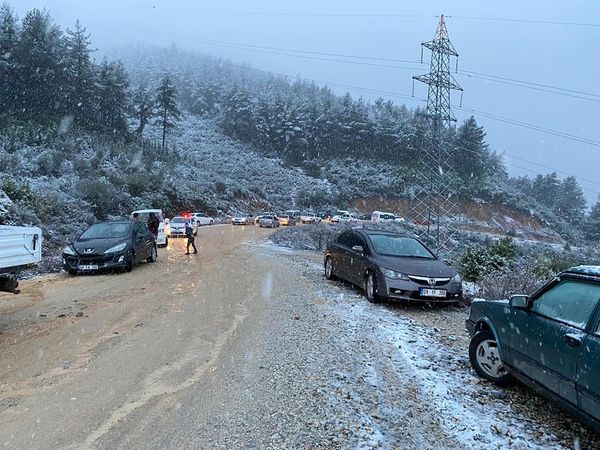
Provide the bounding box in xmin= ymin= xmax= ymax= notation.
xmin=162 ymin=107 xmax=167 ymax=153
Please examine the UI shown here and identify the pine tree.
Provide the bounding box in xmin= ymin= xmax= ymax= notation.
xmin=14 ymin=8 xmax=64 ymax=122
xmin=453 ymin=116 xmax=491 ymax=190
xmin=155 ymin=76 xmax=181 ymax=152
xmin=95 ymin=59 xmax=129 ymax=135
xmin=0 ymin=3 xmax=19 ymax=118
xmin=63 ymin=20 xmax=95 ymax=125
xmin=585 ymin=197 xmax=600 ymax=242
xmin=531 ymin=172 xmax=561 ymax=209
xmin=555 ymin=176 xmax=587 ymax=225
xmin=132 ymin=83 xmax=153 ymax=135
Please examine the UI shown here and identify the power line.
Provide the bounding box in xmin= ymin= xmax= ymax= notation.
xmin=455 ymin=105 xmax=600 ymax=147
xmin=183 ymin=10 xmax=600 ymax=27
xmin=446 ymin=15 xmax=600 ymax=28
xmin=106 ymin=18 xmax=600 ymax=102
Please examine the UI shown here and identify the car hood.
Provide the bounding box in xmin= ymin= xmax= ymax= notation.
xmin=374 ymin=255 xmax=455 ymax=277
xmin=170 ymin=223 xmax=186 ymax=228
xmin=72 ymin=238 xmax=128 ymax=255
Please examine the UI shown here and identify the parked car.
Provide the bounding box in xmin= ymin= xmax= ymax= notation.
xmin=371 ymin=211 xmax=396 ymax=223
xmin=357 ymin=213 xmax=371 ymax=221
xmin=300 ymin=212 xmax=321 ymax=224
xmin=285 ymin=210 xmax=301 ymax=223
xmin=190 ymin=212 xmax=214 ymax=226
xmin=232 ymin=213 xmax=252 ymax=225
xmin=259 ymin=216 xmax=280 ymax=228
xmin=278 ymin=214 xmax=296 ymax=226
xmin=255 ymin=212 xmax=278 ymax=225
xmin=332 ymin=213 xmax=357 ymax=223
xmin=0 ymin=225 xmax=42 ymax=293
xmin=394 ymin=216 xmax=406 ymax=223
xmin=319 ymin=211 xmax=333 ymax=221
xmin=130 ymin=209 xmax=168 ymax=247
xmin=167 ymin=216 xmax=187 ymax=237
xmin=324 ymin=229 xmax=462 ymax=303
xmin=466 ymin=266 xmax=600 ymax=430
xmin=330 ymin=210 xmax=351 ymax=223
xmin=62 ymin=221 xmax=157 ymax=275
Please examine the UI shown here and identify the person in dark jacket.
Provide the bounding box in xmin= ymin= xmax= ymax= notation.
xmin=147 ymin=212 xmax=160 ymax=238
xmin=184 ymin=221 xmax=197 ymax=255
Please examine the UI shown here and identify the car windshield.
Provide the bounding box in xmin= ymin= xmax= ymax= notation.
xmin=171 ymin=217 xmax=185 ymax=223
xmin=368 ymin=234 xmax=435 ymax=259
xmin=79 ymin=223 xmax=130 ymax=240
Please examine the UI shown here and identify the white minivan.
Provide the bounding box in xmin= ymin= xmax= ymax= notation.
xmin=130 ymin=209 xmax=168 ymax=247
xmin=371 ymin=211 xmax=397 ymax=223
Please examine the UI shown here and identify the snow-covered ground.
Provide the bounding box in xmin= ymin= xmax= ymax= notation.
xmin=260 ymin=242 xmax=595 ymax=449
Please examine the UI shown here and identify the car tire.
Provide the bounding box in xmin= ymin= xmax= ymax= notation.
xmin=365 ymin=271 xmax=380 ymax=303
xmin=147 ymin=246 xmax=158 ymax=263
xmin=124 ymin=253 xmax=134 ymax=272
xmin=68 ymin=269 xmax=77 ymax=277
xmin=469 ymin=331 xmax=512 ymax=386
xmin=324 ymin=257 xmax=336 ymax=280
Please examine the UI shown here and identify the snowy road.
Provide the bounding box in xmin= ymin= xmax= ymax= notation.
xmin=0 ymin=225 xmax=597 ymax=449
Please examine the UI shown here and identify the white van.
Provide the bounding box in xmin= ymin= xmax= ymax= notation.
xmin=371 ymin=211 xmax=397 ymax=223
xmin=0 ymin=225 xmax=42 ymax=293
xmin=130 ymin=209 xmax=168 ymax=247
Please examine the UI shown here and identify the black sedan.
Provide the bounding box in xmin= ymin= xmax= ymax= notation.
xmin=324 ymin=229 xmax=462 ymax=303
xmin=62 ymin=221 xmax=157 ymax=275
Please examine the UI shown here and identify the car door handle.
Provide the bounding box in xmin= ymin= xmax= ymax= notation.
xmin=564 ymin=333 xmax=583 ymax=348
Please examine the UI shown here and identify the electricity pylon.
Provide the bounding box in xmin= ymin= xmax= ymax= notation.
xmin=411 ymin=15 xmax=463 ymax=254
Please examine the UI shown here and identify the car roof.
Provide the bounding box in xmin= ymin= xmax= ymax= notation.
xmin=563 ymin=266 xmax=600 ymax=278
xmin=358 ymin=228 xmax=411 ymax=238
xmin=132 ymin=209 xmax=162 ymax=214
xmin=95 ymin=221 xmax=132 ymax=226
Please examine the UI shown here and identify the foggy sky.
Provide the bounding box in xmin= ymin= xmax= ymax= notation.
xmin=11 ymin=0 xmax=600 ymax=204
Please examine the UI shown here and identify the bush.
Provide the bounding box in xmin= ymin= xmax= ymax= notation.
xmin=1 ymin=177 xmax=37 ymax=208
xmin=478 ymin=257 xmax=546 ymax=300
xmin=459 ymin=237 xmax=519 ymax=282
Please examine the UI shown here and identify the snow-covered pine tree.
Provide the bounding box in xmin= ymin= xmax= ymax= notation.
xmin=154 ymin=75 xmax=181 ymax=152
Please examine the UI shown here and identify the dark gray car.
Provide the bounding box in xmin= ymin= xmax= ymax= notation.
xmin=324 ymin=229 xmax=462 ymax=303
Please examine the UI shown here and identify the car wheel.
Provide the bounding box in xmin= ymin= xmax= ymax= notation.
xmin=469 ymin=331 xmax=512 ymax=385
xmin=324 ymin=256 xmax=336 ymax=280
xmin=147 ymin=246 xmax=158 ymax=263
xmin=124 ymin=253 xmax=134 ymax=272
xmin=365 ymin=272 xmax=380 ymax=303
xmin=68 ymin=269 xmax=77 ymax=277
xmin=209 ymin=220 xmax=214 ymax=226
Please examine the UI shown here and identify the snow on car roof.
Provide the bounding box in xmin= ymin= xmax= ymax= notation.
xmin=566 ymin=266 xmax=600 ymax=277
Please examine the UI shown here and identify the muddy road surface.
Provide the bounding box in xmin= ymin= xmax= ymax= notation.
xmin=0 ymin=225 xmax=597 ymax=449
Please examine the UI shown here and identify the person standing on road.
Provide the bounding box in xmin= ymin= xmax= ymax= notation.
xmin=147 ymin=212 xmax=160 ymax=239
xmin=185 ymin=221 xmax=198 ymax=255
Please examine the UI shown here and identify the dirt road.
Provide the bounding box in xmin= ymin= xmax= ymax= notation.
xmin=0 ymin=225 xmax=280 ymax=448
xmin=0 ymin=225 xmax=598 ymax=449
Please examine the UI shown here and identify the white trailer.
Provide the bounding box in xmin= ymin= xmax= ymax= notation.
xmin=0 ymin=225 xmax=42 ymax=293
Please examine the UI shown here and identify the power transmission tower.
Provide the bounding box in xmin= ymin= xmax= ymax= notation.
xmin=411 ymin=15 xmax=463 ymax=254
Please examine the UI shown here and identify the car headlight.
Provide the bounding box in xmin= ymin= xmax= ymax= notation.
xmin=104 ymin=243 xmax=127 ymax=254
xmin=452 ymin=273 xmax=462 ymax=283
xmin=63 ymin=245 xmax=76 ymax=256
xmin=381 ymin=268 xmax=409 ymax=281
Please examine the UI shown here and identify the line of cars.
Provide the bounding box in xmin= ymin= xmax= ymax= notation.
xmin=323 ymin=225 xmax=600 ymax=430
xmin=61 ymin=208 xmax=217 ymax=275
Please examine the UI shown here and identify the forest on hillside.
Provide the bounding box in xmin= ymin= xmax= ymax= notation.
xmin=1 ymin=4 xmax=598 ymax=243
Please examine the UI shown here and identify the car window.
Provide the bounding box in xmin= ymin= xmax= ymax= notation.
xmin=531 ymin=280 xmax=600 ymax=329
xmin=368 ymin=235 xmax=435 ymax=258
xmin=349 ymin=233 xmax=367 ymax=250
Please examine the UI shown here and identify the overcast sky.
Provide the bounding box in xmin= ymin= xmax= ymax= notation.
xmin=12 ymin=0 xmax=600 ymax=204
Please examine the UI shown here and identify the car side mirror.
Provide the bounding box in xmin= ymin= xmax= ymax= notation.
xmin=351 ymin=245 xmax=364 ymax=253
xmin=509 ymin=294 xmax=529 ymax=310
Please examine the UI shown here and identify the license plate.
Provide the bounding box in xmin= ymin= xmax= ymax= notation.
xmin=79 ymin=264 xmax=98 ymax=270
xmin=419 ymin=288 xmax=447 ymax=298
